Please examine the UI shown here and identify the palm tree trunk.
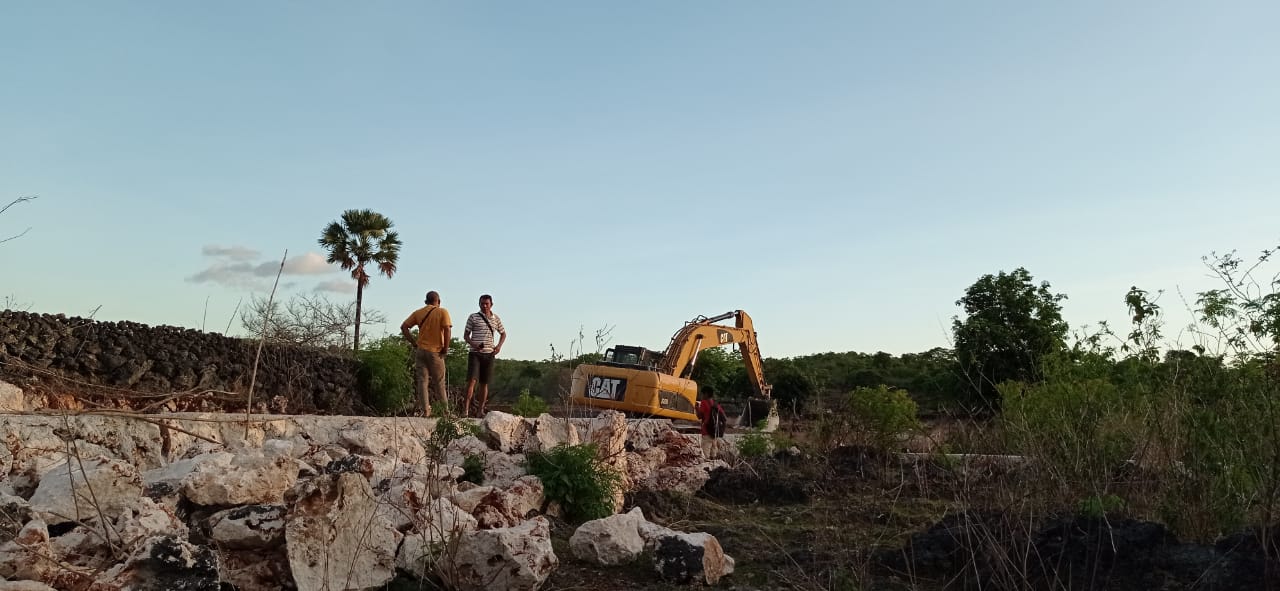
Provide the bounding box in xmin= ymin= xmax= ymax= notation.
xmin=354 ymin=283 xmax=363 ymax=351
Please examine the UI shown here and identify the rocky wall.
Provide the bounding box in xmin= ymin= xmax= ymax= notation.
xmin=0 ymin=311 xmax=359 ymax=414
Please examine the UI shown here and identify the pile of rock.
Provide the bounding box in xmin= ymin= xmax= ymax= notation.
xmin=0 ymin=387 xmax=733 ymax=591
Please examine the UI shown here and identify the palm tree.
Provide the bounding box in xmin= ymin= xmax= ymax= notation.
xmin=318 ymin=209 xmax=402 ymax=351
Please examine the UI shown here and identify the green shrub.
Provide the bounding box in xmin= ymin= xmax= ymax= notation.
xmin=426 ymin=412 xmax=483 ymax=455
xmin=847 ymin=385 xmax=921 ymax=451
xmin=461 ymin=453 xmax=486 ymax=485
xmin=998 ymin=378 xmax=1139 ymax=506
xmin=512 ymin=388 xmax=549 ymax=418
xmin=1079 ymin=493 xmax=1126 ymax=518
xmin=737 ymin=431 xmax=772 ymax=459
xmin=357 ymin=336 xmax=414 ymax=413
xmin=525 ymin=444 xmax=621 ymax=522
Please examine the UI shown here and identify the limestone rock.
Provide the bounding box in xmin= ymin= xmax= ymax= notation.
xmin=439 ymin=517 xmax=558 ymax=591
xmin=444 ymin=435 xmax=492 ymax=467
xmin=0 ymin=519 xmax=54 ymax=582
xmin=90 ymin=535 xmax=221 ymax=591
xmin=526 ymin=414 xmax=579 ymax=453
xmin=115 ymin=497 xmax=187 ymax=548
xmin=471 ymin=488 xmax=525 ymax=530
xmin=28 ymin=456 xmax=143 ymax=526
xmin=569 ymin=508 xmax=645 ymax=566
xmin=482 ymin=450 xmax=527 ymax=488
xmin=624 ymin=419 xmax=675 ymax=452
xmin=505 ymin=475 xmax=544 ymax=518
xmin=448 ymin=486 xmax=497 ymax=514
xmin=396 ymin=498 xmax=479 ymax=579
xmin=652 ymin=531 xmax=732 ymax=585
xmin=181 ymin=450 xmax=298 ymax=506
xmin=209 ymin=505 xmax=286 ymax=550
xmin=0 ymin=381 xmax=23 ymax=413
xmin=482 ymin=412 xmax=531 ymax=453
xmin=0 ymin=492 xmax=32 ymax=545
xmin=582 ymin=411 xmax=628 ymax=511
xmin=285 ymin=472 xmax=401 ymax=591
xmin=339 ymin=420 xmax=427 ymax=465
xmin=0 ymin=580 xmax=59 ymax=591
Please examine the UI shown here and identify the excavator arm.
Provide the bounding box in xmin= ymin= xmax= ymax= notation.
xmin=657 ymin=310 xmax=773 ymax=400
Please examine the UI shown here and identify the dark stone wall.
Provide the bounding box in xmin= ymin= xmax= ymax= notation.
xmin=0 ymin=310 xmax=360 ymax=414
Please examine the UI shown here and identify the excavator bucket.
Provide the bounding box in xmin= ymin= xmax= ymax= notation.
xmin=738 ymin=397 xmax=779 ymax=432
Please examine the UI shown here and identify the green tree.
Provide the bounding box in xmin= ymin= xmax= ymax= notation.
xmin=953 ymin=267 xmax=1068 ymax=409
xmin=317 ymin=209 xmax=402 ymax=351
xmin=689 ymin=346 xmax=746 ymax=399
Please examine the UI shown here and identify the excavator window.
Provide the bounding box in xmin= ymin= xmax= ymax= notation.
xmin=603 ymin=346 xmax=661 ymax=369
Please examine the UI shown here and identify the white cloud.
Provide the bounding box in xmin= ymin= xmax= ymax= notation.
xmin=254 ymin=252 xmax=334 ymax=277
xmin=188 ymin=249 xmax=337 ymax=289
xmin=201 ymin=244 xmax=260 ymax=261
xmin=314 ymin=279 xmax=352 ymax=294
xmin=186 ymin=262 xmax=262 ymax=288
xmin=286 ymin=252 xmax=335 ymax=275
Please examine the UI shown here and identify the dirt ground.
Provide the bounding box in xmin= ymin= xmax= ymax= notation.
xmin=537 ymin=443 xmax=1278 ymax=591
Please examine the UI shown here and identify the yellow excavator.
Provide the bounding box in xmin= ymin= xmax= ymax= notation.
xmin=569 ymin=310 xmax=778 ymax=430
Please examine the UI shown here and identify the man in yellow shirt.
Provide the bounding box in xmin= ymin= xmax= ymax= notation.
xmin=400 ymin=291 xmax=452 ymax=416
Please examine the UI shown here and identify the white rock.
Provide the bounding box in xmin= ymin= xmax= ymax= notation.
xmin=470 ymin=489 xmax=525 ymax=530
xmin=651 ymin=531 xmax=732 ymax=585
xmin=439 ymin=517 xmax=558 ymax=591
xmin=569 ymin=508 xmax=645 ymax=565
xmin=0 ymin=519 xmax=54 ymax=582
xmin=443 ymin=435 xmax=492 ymax=467
xmin=114 ymin=497 xmax=186 ymax=548
xmin=526 ymin=414 xmax=580 ymax=453
xmin=396 ymin=498 xmax=479 ymax=578
xmin=28 ymin=456 xmax=143 ymax=526
xmin=142 ymin=451 xmax=233 ymax=487
xmin=0 ymin=492 xmax=32 ymax=544
xmin=209 ymin=505 xmax=286 ymax=549
xmin=339 ymin=420 xmax=428 ymax=465
xmin=483 ymin=450 xmax=527 ymax=488
xmin=91 ymin=535 xmax=221 ymax=591
xmin=582 ymin=411 xmax=628 ymax=512
xmin=181 ymin=450 xmax=298 ymax=506
xmin=285 ymin=472 xmax=401 ymax=591
xmin=0 ymin=381 xmax=24 ymax=413
xmin=448 ymin=486 xmax=497 ymax=514
xmin=0 ymin=580 xmax=59 ymax=591
xmin=505 ymin=475 xmax=544 ymax=518
xmin=482 ymin=412 xmax=531 ymax=453
xmin=624 ymin=419 xmax=675 ymax=451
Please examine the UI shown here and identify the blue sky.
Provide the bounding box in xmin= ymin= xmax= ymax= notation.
xmin=2 ymin=1 xmax=1278 ymax=361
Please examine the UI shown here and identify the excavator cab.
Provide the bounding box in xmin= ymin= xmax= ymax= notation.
xmin=602 ymin=346 xmax=664 ymax=369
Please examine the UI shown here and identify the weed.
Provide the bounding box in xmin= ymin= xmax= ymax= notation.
xmin=525 ymin=443 xmax=621 ymax=522
xmin=461 ymin=453 xmax=486 ymax=485
xmin=512 ymin=388 xmax=549 ymax=418
xmin=356 ymin=336 xmax=413 ymax=413
xmin=847 ymin=385 xmax=921 ymax=452
xmin=737 ymin=431 xmax=772 ymax=459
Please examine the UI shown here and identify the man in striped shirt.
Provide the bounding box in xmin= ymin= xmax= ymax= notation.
xmin=462 ymin=294 xmax=507 ymax=417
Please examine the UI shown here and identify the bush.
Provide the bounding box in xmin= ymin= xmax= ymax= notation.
xmin=737 ymin=431 xmax=772 ymax=459
xmin=847 ymin=385 xmax=921 ymax=451
xmin=525 ymin=444 xmax=621 ymax=522
xmin=512 ymin=388 xmax=549 ymax=418
xmin=426 ymin=412 xmax=483 ymax=455
xmin=461 ymin=453 xmax=486 ymax=485
xmin=357 ymin=336 xmax=413 ymax=413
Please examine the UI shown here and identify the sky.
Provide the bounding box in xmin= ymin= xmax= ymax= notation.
xmin=2 ymin=1 xmax=1278 ymax=361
